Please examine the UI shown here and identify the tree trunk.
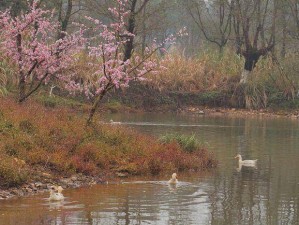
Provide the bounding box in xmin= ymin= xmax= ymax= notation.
xmin=86 ymin=89 xmax=107 ymax=125
xmin=141 ymin=4 xmax=147 ymax=58
xmin=19 ymin=74 xmax=26 ymax=102
xmin=16 ymin=33 xmax=26 ymax=102
xmin=280 ymin=10 xmax=287 ymax=58
xmin=218 ymin=45 xmax=224 ymax=57
xmin=57 ymin=0 xmax=73 ymax=40
xmin=123 ymin=0 xmax=137 ymax=62
xmin=240 ymin=69 xmax=251 ymax=84
xmin=240 ymin=52 xmax=261 ymax=84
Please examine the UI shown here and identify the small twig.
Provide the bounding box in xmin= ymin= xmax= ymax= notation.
xmin=49 ymin=85 xmax=56 ymax=97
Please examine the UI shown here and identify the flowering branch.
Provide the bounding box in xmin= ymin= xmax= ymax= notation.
xmin=84 ymin=0 xmax=182 ymax=124
xmin=0 ymin=0 xmax=85 ymax=102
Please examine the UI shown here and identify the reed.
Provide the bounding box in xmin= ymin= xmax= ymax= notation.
xmin=148 ymin=49 xmax=243 ymax=93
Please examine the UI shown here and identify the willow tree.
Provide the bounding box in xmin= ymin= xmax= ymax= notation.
xmin=234 ymin=0 xmax=277 ymax=83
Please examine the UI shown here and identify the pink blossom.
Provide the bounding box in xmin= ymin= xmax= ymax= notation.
xmin=82 ymin=0 xmax=178 ymax=99
xmin=0 ymin=0 xmax=85 ymax=100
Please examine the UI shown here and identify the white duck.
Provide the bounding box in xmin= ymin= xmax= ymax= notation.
xmin=49 ymin=186 xmax=64 ymax=201
xmin=110 ymin=119 xmax=121 ymax=125
xmin=235 ymin=154 xmax=257 ymax=167
xmin=168 ymin=173 xmax=178 ymax=184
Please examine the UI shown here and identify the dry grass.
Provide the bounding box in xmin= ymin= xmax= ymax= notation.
xmin=0 ymin=97 xmax=217 ymax=187
xmin=2 ymin=48 xmax=299 ymax=111
xmin=148 ymin=50 xmax=243 ymax=93
xmin=144 ymin=50 xmax=299 ymax=109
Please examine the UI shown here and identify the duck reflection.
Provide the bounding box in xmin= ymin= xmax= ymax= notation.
xmin=236 ymin=163 xmax=257 ymax=172
xmin=168 ymin=183 xmax=177 ymax=193
xmin=48 ymin=200 xmax=65 ymax=210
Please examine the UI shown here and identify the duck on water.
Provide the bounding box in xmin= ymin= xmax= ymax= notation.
xmin=168 ymin=173 xmax=178 ymax=184
xmin=235 ymin=154 xmax=257 ymax=167
xmin=49 ymin=186 xmax=64 ymax=201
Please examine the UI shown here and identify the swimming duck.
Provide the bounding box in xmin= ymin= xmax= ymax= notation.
xmin=110 ymin=119 xmax=121 ymax=125
xmin=49 ymin=186 xmax=64 ymax=201
xmin=235 ymin=154 xmax=257 ymax=166
xmin=168 ymin=173 xmax=178 ymax=184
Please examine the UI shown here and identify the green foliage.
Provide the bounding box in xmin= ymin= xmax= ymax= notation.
xmin=268 ymin=92 xmax=299 ymax=109
xmin=106 ymin=100 xmax=122 ymax=113
xmin=36 ymin=95 xmax=86 ymax=109
xmin=159 ymin=133 xmax=201 ymax=153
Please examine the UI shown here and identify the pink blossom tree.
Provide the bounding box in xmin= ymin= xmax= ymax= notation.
xmin=84 ymin=0 xmax=179 ymax=124
xmin=0 ymin=0 xmax=84 ymax=102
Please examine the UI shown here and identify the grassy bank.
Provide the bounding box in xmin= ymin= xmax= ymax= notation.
xmin=0 ymin=97 xmax=217 ymax=189
xmin=2 ymin=50 xmax=299 ymax=112
xmin=107 ymin=51 xmax=299 ymax=111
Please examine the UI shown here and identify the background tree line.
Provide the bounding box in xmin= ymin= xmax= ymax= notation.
xmin=1 ymin=0 xmax=299 ymax=110
xmin=2 ymin=0 xmax=299 ymax=73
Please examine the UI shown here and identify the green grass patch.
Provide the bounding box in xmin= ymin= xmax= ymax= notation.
xmin=36 ymin=95 xmax=86 ymax=109
xmin=159 ymin=133 xmax=201 ymax=153
xmin=105 ymin=100 xmax=123 ymax=113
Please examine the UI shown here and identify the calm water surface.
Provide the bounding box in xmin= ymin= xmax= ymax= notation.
xmin=1 ymin=113 xmax=299 ymax=225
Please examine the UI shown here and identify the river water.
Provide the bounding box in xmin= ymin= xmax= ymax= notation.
xmin=1 ymin=113 xmax=299 ymax=225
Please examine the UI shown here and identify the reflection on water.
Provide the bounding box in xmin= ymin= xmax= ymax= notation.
xmin=1 ymin=113 xmax=299 ymax=225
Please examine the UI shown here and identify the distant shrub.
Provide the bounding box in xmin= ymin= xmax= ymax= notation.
xmin=36 ymin=95 xmax=85 ymax=109
xmin=106 ymin=100 xmax=122 ymax=113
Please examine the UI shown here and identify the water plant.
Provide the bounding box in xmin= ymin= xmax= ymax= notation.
xmin=159 ymin=133 xmax=201 ymax=153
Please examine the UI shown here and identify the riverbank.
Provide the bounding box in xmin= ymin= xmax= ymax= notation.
xmin=83 ymin=74 xmax=295 ymax=117
xmin=178 ymin=106 xmax=299 ymax=119
xmin=102 ymin=81 xmax=299 ymax=119
xmin=1 ymin=96 xmax=298 ymax=200
xmin=38 ymin=87 xmax=299 ymax=121
xmin=0 ymin=172 xmax=104 ymax=200
xmin=36 ymin=91 xmax=299 ymax=121
xmin=0 ymin=97 xmax=217 ymax=199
